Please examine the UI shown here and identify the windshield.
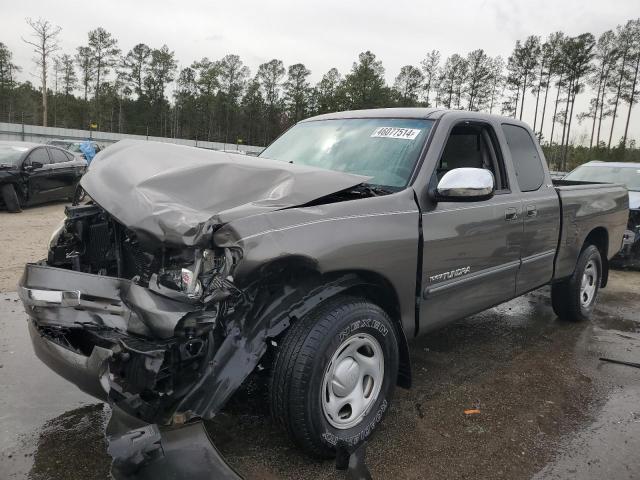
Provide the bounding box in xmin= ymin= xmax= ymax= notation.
xmin=259 ymin=118 xmax=434 ymax=188
xmin=0 ymin=145 xmax=29 ymax=167
xmin=564 ymin=164 xmax=640 ymax=192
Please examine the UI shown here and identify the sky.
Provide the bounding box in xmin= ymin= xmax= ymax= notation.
xmin=3 ymin=0 xmax=640 ymax=146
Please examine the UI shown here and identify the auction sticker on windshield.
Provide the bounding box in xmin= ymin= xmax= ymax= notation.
xmin=371 ymin=127 xmax=421 ymax=140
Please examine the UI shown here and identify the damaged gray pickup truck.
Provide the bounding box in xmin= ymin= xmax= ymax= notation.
xmin=19 ymin=108 xmax=628 ymax=465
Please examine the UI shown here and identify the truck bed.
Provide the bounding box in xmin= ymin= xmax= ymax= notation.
xmin=553 ymin=180 xmax=629 ymax=280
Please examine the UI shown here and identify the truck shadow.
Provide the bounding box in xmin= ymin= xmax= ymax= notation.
xmin=26 ymin=274 xmax=639 ymax=480
xmin=204 ymin=287 xmax=601 ymax=480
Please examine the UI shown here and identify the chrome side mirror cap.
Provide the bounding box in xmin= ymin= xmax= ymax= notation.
xmin=436 ymin=167 xmax=495 ymax=201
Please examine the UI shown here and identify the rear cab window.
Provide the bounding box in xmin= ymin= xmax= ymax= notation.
xmin=501 ymin=124 xmax=545 ymax=192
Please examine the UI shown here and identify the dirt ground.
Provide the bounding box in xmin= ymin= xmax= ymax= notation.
xmin=1 ymin=203 xmax=639 ymax=480
xmin=0 ymin=203 xmax=68 ymax=292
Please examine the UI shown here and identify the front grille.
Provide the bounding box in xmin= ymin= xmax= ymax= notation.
xmin=86 ymin=222 xmax=111 ymax=263
xmin=121 ymin=236 xmax=157 ymax=283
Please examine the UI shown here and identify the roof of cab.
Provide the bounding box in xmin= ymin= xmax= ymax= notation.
xmin=302 ymin=107 xmax=531 ymax=127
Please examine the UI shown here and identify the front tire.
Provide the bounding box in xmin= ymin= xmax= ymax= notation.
xmin=72 ymin=185 xmax=86 ymax=205
xmin=551 ymin=244 xmax=602 ymax=321
xmin=1 ymin=184 xmax=21 ymax=213
xmin=270 ymin=296 xmax=399 ymax=458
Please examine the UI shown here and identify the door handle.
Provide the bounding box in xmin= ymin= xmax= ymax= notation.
xmin=526 ymin=205 xmax=537 ymax=217
xmin=505 ymin=207 xmax=519 ymax=221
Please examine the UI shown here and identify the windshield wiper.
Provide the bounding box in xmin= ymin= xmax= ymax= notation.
xmin=352 ymin=183 xmax=394 ymax=197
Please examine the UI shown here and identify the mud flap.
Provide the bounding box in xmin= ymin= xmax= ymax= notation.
xmin=336 ymin=441 xmax=372 ymax=480
xmin=107 ymin=417 xmax=243 ymax=480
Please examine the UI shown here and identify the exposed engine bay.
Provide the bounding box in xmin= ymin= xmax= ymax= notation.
xmin=43 ymin=203 xmax=243 ymax=424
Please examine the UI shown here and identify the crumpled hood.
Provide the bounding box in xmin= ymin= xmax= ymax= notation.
xmin=81 ymin=140 xmax=369 ymax=246
xmin=629 ymin=191 xmax=640 ymax=210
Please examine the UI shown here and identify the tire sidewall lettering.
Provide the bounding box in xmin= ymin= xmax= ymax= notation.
xmin=321 ymin=399 xmax=388 ymax=447
xmin=338 ymin=318 xmax=388 ymax=342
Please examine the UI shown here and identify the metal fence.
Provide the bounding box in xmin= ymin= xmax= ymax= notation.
xmin=0 ymin=121 xmax=265 ymax=154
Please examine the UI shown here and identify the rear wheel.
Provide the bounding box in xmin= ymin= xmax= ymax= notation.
xmin=1 ymin=184 xmax=21 ymax=213
xmin=270 ymin=296 xmax=398 ymax=458
xmin=552 ymin=244 xmax=602 ymax=321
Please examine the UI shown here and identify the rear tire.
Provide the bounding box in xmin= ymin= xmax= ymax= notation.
xmin=1 ymin=184 xmax=21 ymax=213
xmin=269 ymin=296 xmax=398 ymax=458
xmin=551 ymin=244 xmax=602 ymax=321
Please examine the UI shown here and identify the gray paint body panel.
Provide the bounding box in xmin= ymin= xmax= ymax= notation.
xmin=18 ymin=108 xmax=629 ymax=426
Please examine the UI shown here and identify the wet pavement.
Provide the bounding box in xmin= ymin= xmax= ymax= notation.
xmin=1 ymin=270 xmax=638 ymax=480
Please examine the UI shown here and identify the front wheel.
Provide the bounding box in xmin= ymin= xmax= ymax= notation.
xmin=72 ymin=184 xmax=86 ymax=205
xmin=270 ymin=296 xmax=399 ymax=458
xmin=552 ymin=244 xmax=602 ymax=321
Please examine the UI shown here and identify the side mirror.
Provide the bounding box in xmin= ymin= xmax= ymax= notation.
xmin=29 ymin=161 xmax=44 ymax=170
xmin=436 ymin=167 xmax=495 ymax=201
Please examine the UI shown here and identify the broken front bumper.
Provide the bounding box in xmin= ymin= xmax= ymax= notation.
xmin=27 ymin=319 xmax=112 ymax=400
xmin=18 ymin=262 xmax=271 ymax=426
xmin=19 ymin=263 xmax=203 ymax=404
xmin=20 ymin=263 xmax=248 ymax=478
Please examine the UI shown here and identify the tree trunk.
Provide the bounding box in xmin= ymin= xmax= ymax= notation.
xmin=590 ymin=61 xmax=606 ymax=148
xmin=608 ymin=53 xmax=628 ymax=149
xmin=563 ymin=88 xmax=577 ymax=170
xmin=560 ymin=78 xmax=572 ymax=159
xmin=489 ymin=80 xmax=498 ymax=114
xmin=41 ymin=50 xmax=48 ymax=127
xmin=622 ymin=54 xmax=640 ymax=148
xmin=538 ymin=70 xmax=553 ymax=141
xmin=118 ymin=97 xmax=123 ymax=133
xmin=532 ymin=62 xmax=545 ymax=131
xmin=95 ymin=60 xmax=101 ymax=129
xmin=519 ymin=73 xmax=529 ymax=120
xmin=550 ymin=73 xmax=563 ymax=147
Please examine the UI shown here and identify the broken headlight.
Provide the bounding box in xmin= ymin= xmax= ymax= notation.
xmin=153 ymin=248 xmax=239 ymax=304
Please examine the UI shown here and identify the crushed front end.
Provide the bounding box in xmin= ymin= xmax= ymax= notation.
xmin=20 ymin=203 xmax=243 ymax=425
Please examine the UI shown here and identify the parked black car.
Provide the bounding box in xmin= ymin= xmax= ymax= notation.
xmin=0 ymin=141 xmax=87 ymax=212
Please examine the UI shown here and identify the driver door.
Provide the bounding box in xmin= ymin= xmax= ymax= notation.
xmin=22 ymin=147 xmax=52 ymax=205
xmin=419 ymin=121 xmax=522 ymax=332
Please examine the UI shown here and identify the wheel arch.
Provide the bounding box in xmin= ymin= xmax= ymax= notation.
xmin=583 ymin=227 xmax=609 ymax=287
xmin=247 ymin=256 xmax=412 ymax=389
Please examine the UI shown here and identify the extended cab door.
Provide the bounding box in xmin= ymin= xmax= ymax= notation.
xmin=417 ymin=119 xmax=522 ymax=331
xmin=500 ymin=124 xmax=560 ymax=294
